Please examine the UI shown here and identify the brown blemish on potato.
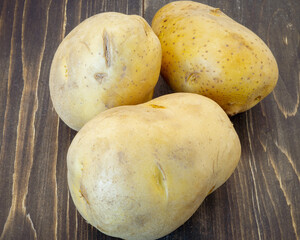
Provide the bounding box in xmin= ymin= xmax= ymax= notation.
xmin=118 ymin=151 xmax=126 ymax=164
xmin=185 ymin=72 xmax=202 ymax=84
xmin=64 ymin=65 xmax=68 ymax=78
xmin=94 ymin=72 xmax=107 ymax=83
xmin=154 ymin=162 xmax=168 ymax=199
xmin=254 ymin=95 xmax=262 ymax=101
xmin=79 ymin=183 xmax=90 ymax=205
xmin=210 ymin=8 xmax=221 ymax=16
xmin=103 ymin=30 xmax=111 ymax=67
xmin=208 ymin=185 xmax=216 ymax=195
xmin=149 ymin=104 xmax=165 ymax=109
xmin=229 ymin=32 xmax=253 ymax=50
xmin=135 ymin=214 xmax=149 ymax=227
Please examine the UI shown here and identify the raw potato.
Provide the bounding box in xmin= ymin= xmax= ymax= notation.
xmin=67 ymin=93 xmax=241 ymax=240
xmin=152 ymin=1 xmax=278 ymax=115
xmin=50 ymin=12 xmax=161 ymax=131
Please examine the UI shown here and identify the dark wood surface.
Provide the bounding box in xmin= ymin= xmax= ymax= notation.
xmin=0 ymin=0 xmax=299 ymax=239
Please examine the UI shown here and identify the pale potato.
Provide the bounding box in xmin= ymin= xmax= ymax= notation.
xmin=152 ymin=1 xmax=278 ymax=115
xmin=49 ymin=12 xmax=161 ymax=131
xmin=67 ymin=93 xmax=241 ymax=240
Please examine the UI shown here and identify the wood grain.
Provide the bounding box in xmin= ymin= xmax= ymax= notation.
xmin=0 ymin=0 xmax=299 ymax=239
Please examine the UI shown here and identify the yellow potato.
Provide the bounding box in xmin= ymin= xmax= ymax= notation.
xmin=152 ymin=1 xmax=278 ymax=115
xmin=50 ymin=12 xmax=161 ymax=130
xmin=67 ymin=93 xmax=241 ymax=240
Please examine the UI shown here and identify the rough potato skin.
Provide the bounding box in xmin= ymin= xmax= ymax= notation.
xmin=152 ymin=1 xmax=278 ymax=115
xmin=50 ymin=12 xmax=161 ymax=130
xmin=67 ymin=93 xmax=241 ymax=240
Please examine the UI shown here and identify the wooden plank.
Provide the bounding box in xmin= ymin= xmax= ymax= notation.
xmin=0 ymin=0 xmax=299 ymax=239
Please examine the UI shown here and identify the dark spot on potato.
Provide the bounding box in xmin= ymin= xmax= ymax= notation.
xmin=213 ymin=77 xmax=222 ymax=83
xmin=149 ymin=104 xmax=165 ymax=109
xmin=208 ymin=185 xmax=216 ymax=195
xmin=135 ymin=214 xmax=149 ymax=227
xmin=118 ymin=151 xmax=126 ymax=164
xmin=94 ymin=73 xmax=107 ymax=83
xmin=79 ymin=183 xmax=90 ymax=205
xmin=154 ymin=162 xmax=168 ymax=198
xmin=230 ymin=33 xmax=253 ymax=50
xmin=255 ymin=96 xmax=262 ymax=101
xmin=186 ymin=72 xmax=203 ymax=84
xmin=103 ymin=30 xmax=111 ymax=67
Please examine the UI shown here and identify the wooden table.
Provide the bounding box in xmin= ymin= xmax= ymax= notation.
xmin=0 ymin=0 xmax=299 ymax=239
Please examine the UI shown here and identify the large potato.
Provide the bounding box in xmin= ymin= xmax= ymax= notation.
xmin=152 ymin=1 xmax=278 ymax=115
xmin=50 ymin=12 xmax=161 ymax=130
xmin=67 ymin=93 xmax=241 ymax=240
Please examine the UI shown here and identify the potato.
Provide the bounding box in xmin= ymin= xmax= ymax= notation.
xmin=67 ymin=93 xmax=241 ymax=240
xmin=49 ymin=12 xmax=161 ymax=130
xmin=152 ymin=1 xmax=278 ymax=115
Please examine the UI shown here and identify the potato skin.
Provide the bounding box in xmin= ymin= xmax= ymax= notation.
xmin=67 ymin=93 xmax=241 ymax=240
xmin=152 ymin=1 xmax=278 ymax=115
xmin=49 ymin=12 xmax=161 ymax=130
